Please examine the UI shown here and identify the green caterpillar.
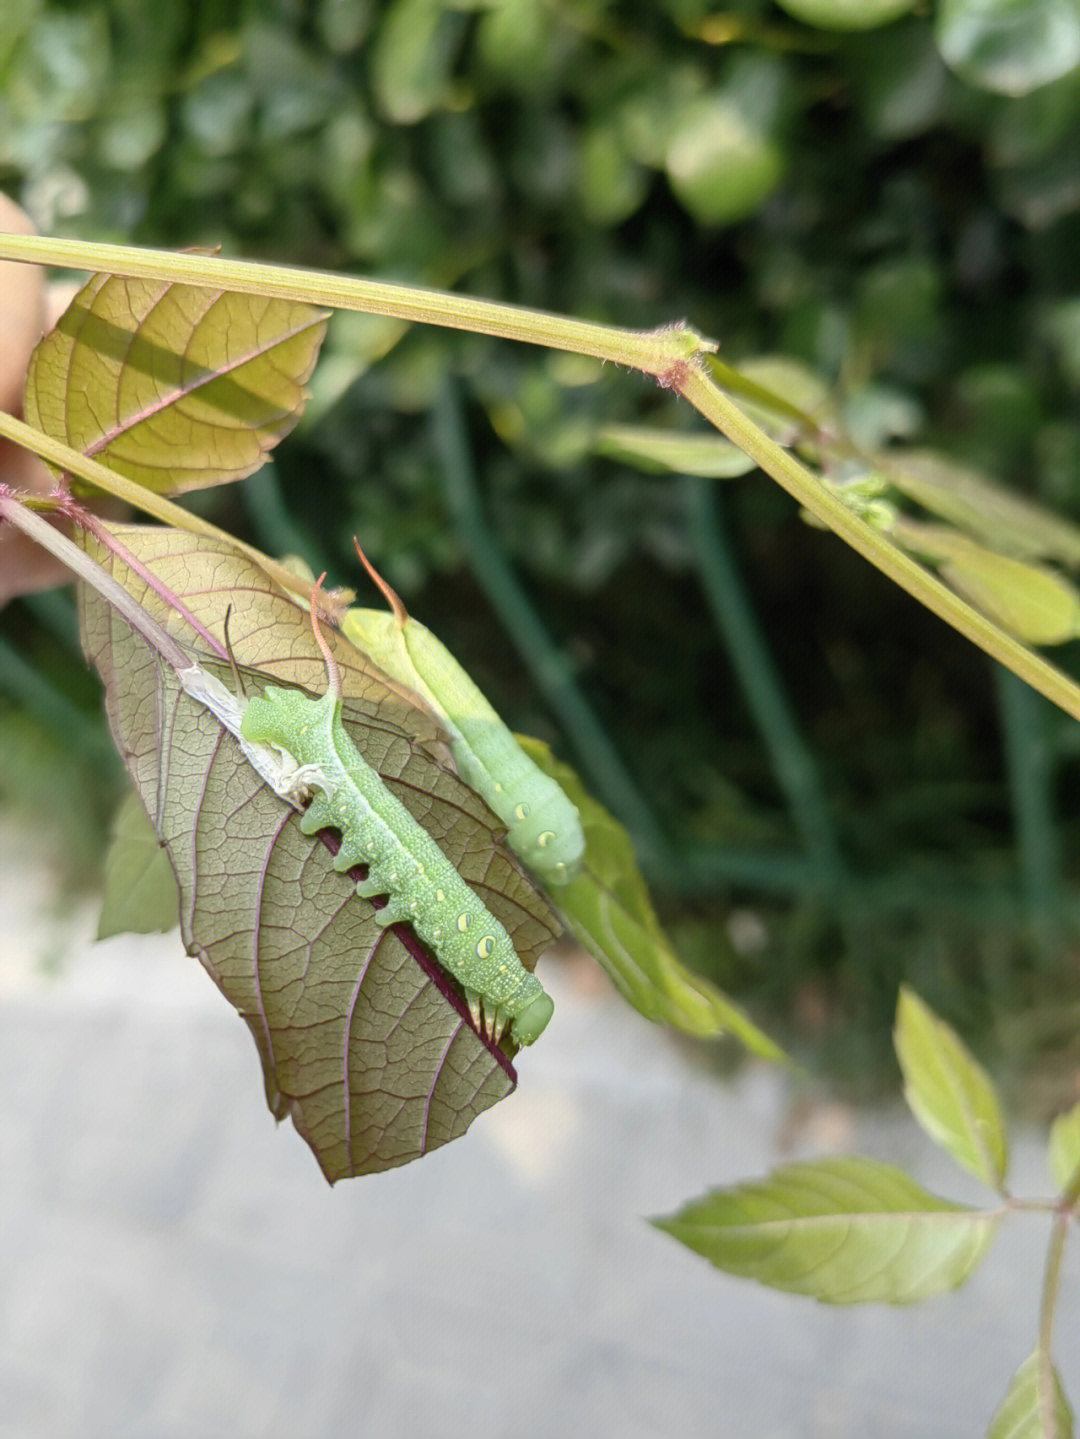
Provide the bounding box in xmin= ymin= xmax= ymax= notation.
xmin=342 ymin=543 xmax=585 ymax=886
xmin=238 ymin=583 xmax=553 ymax=1048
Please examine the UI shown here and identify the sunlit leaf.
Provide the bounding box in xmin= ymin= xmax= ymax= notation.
xmin=665 ymin=93 xmax=785 ymax=228
xmin=25 ymin=272 xmax=328 ymax=494
xmin=1049 ymin=1100 xmax=1080 ymax=1193
xmin=895 ymin=986 xmax=1009 ymax=1188
xmin=988 ymin=1351 xmax=1075 ymax=1439
xmin=77 ymin=524 xmax=561 ymax=1179
xmin=653 ymin=1156 xmax=1000 ymax=1304
xmin=517 ymin=735 xmax=784 ymax=1060
xmin=773 ymin=0 xmax=916 ymax=31
xmin=936 ymin=0 xmax=1080 ymax=96
xmin=97 ymin=787 xmax=181 ymax=939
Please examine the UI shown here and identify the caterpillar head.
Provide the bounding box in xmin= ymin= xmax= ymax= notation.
xmin=510 ymin=991 xmax=554 ymax=1046
xmin=508 ymin=790 xmax=585 ymax=884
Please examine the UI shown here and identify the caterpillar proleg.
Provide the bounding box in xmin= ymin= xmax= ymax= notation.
xmin=239 ymin=579 xmax=554 ymax=1047
xmin=342 ymin=542 xmax=585 ymax=886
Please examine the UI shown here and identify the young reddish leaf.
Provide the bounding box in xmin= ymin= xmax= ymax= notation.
xmin=25 ymin=273 xmax=328 ymax=494
xmin=654 ymin=1156 xmax=1000 ymax=1304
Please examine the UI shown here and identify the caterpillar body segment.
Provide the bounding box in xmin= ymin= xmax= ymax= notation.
xmin=239 ymin=583 xmax=553 ymax=1048
xmin=343 ymin=542 xmax=585 ymax=886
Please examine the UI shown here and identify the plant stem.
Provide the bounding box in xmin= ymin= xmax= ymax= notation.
xmin=0 ymin=491 xmax=193 ymax=671
xmin=0 ymin=232 xmax=715 ymax=378
xmin=4 ymin=229 xmax=1080 ymax=725
xmin=677 ymin=363 xmax=1080 ymax=727
xmin=1037 ymin=1212 xmax=1069 ymax=1422
xmin=0 ymin=411 xmax=308 ymax=602
xmin=683 ymin=475 xmax=847 ymax=885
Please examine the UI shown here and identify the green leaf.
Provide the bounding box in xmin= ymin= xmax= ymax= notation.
xmin=97 ymin=788 xmax=181 ymax=939
xmin=578 ymin=121 xmax=649 ymax=227
xmin=591 ymin=424 xmax=758 ymax=479
xmin=988 ymin=1352 xmax=1075 ymax=1439
xmin=78 ymin=523 xmax=562 ymax=1179
xmin=773 ymin=0 xmax=917 ymax=30
xmin=24 ymin=272 xmax=328 ymax=495
xmin=516 ymin=735 xmax=784 ymax=1060
xmin=664 ymin=93 xmax=785 ymax=228
xmin=894 ymin=986 xmax=1009 ymax=1188
xmin=891 ymin=514 xmax=1080 ymax=645
xmin=653 ymin=1156 xmax=1000 ymax=1304
xmin=1049 ymin=1100 xmax=1080 ymax=1193
xmin=935 ymin=0 xmax=1080 ymax=97
xmin=887 ymin=449 xmax=1080 ymax=568
xmin=369 ymin=0 xmax=464 ymax=124
xmin=938 ymin=546 xmax=1080 ymax=646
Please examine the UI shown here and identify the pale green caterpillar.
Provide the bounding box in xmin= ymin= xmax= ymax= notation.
xmin=238 ymin=581 xmax=554 ymax=1048
xmin=342 ymin=543 xmax=585 ymax=886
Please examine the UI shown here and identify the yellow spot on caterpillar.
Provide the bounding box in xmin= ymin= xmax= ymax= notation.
xmin=457 ymin=914 xmax=470 ymax=933
xmin=493 ymin=782 xmax=504 ymax=794
xmin=435 ymin=889 xmax=445 ymax=903
xmin=514 ymin=802 xmax=530 ymax=821
xmin=537 ymin=830 xmax=555 ymax=849
xmin=476 ymin=936 xmax=494 ymax=959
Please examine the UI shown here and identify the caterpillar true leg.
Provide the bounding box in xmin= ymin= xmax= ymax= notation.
xmin=240 ymin=576 xmax=554 ymax=1046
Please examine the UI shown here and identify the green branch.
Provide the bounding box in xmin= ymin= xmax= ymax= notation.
xmin=0 ymin=231 xmax=716 ymax=378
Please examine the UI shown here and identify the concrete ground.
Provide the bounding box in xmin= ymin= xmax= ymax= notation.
xmin=2 ymin=828 xmax=1076 ymax=1438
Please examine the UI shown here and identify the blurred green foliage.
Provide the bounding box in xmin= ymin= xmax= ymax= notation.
xmin=2 ymin=0 xmax=1080 ymax=1082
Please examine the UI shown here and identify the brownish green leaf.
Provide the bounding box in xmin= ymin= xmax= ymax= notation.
xmin=988 ymin=1352 xmax=1075 ymax=1439
xmin=25 ymin=273 xmax=328 ymax=494
xmin=97 ymin=787 xmax=181 ymax=939
xmin=895 ymin=986 xmax=1009 ymax=1189
xmin=654 ymin=1156 xmax=1000 ymax=1304
xmin=517 ymin=734 xmax=783 ymax=1059
xmin=78 ymin=523 xmax=561 ymax=1179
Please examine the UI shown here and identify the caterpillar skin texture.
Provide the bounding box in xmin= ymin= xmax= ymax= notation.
xmin=342 ymin=606 xmax=585 ymax=886
xmin=240 ymin=681 xmax=554 ymax=1047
